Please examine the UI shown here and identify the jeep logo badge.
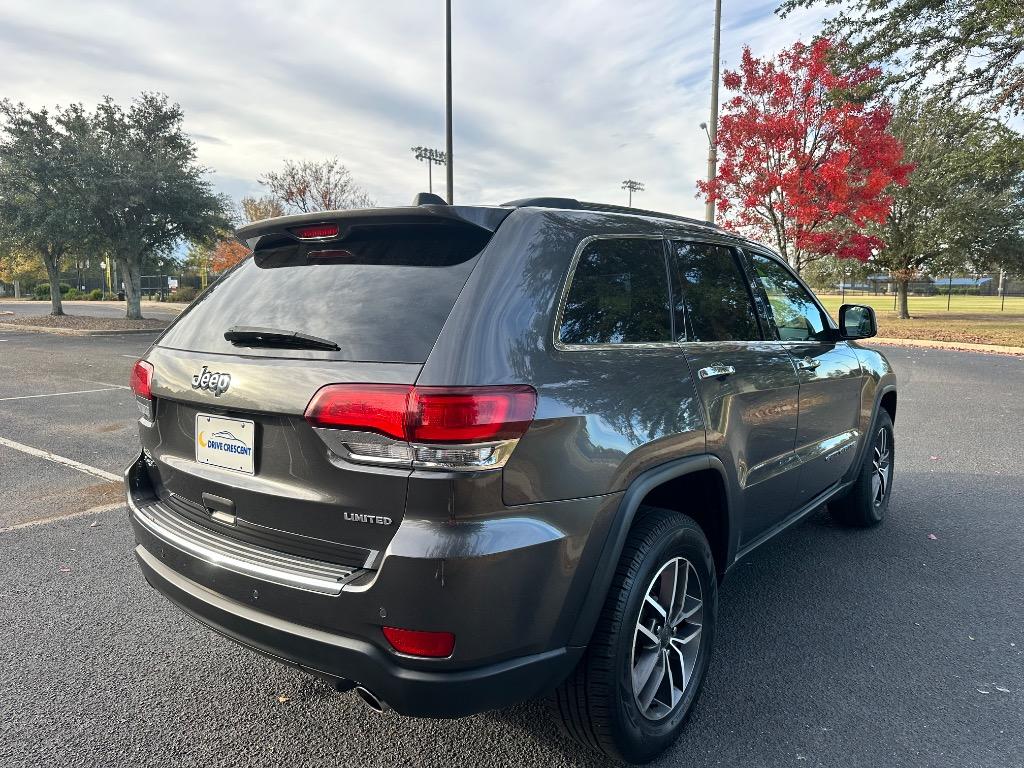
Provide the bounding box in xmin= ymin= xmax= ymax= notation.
xmin=191 ymin=366 xmax=231 ymax=396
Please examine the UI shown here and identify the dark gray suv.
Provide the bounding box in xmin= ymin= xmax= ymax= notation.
xmin=126 ymin=197 xmax=897 ymax=763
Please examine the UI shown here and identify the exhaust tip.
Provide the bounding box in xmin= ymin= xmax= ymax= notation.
xmin=354 ymin=685 xmax=385 ymax=713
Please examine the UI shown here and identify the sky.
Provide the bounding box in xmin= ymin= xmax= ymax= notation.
xmin=0 ymin=0 xmax=832 ymax=219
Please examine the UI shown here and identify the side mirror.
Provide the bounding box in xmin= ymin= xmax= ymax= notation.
xmin=838 ymin=304 xmax=877 ymax=340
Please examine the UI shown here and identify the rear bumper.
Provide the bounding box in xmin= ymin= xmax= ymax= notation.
xmin=134 ymin=544 xmax=581 ymax=717
xmin=124 ymin=455 xmax=610 ymax=717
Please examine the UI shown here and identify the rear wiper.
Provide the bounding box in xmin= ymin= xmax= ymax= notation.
xmin=224 ymin=325 xmax=340 ymax=351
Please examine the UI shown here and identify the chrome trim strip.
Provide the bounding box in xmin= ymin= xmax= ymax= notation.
xmin=130 ymin=498 xmax=354 ymax=596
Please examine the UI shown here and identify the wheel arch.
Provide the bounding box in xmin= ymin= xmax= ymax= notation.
xmin=568 ymin=455 xmax=736 ymax=647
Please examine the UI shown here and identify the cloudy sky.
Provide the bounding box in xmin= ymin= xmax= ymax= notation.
xmin=0 ymin=0 xmax=831 ymax=218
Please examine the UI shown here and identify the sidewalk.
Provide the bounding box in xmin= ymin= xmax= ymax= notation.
xmin=869 ymin=337 xmax=1024 ymax=356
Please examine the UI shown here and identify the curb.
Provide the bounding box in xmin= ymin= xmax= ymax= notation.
xmin=0 ymin=323 xmax=166 ymax=336
xmin=868 ymin=337 xmax=1024 ymax=356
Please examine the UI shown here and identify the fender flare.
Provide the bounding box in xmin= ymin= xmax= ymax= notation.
xmin=568 ymin=454 xmax=734 ymax=647
xmin=845 ymin=382 xmax=897 ymax=484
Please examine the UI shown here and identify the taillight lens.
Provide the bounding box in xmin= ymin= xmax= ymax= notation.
xmin=291 ymin=223 xmax=339 ymax=239
xmin=411 ymin=386 xmax=537 ymax=443
xmin=304 ymin=384 xmax=537 ymax=444
xmin=382 ymin=626 xmax=455 ymax=658
xmin=130 ymin=360 xmax=154 ymax=400
xmin=305 ymin=384 xmax=412 ymax=439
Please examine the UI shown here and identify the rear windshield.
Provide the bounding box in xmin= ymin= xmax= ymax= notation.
xmin=158 ymin=222 xmax=490 ymax=362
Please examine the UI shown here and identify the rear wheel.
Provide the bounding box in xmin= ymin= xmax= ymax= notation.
xmin=552 ymin=507 xmax=717 ymax=763
xmin=830 ymin=410 xmax=894 ymax=527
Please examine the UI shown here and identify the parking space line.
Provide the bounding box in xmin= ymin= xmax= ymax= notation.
xmin=0 ymin=436 xmax=121 ymax=482
xmin=76 ymin=378 xmax=130 ymax=390
xmin=0 ymin=501 xmax=124 ymax=533
xmin=0 ymin=387 xmax=122 ymax=402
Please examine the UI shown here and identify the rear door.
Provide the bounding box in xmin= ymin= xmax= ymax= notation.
xmin=744 ymin=250 xmax=864 ymax=505
xmin=669 ymin=239 xmax=802 ymax=548
xmin=141 ymin=212 xmax=501 ymax=564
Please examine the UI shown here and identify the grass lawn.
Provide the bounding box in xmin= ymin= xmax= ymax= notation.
xmin=816 ymin=294 xmax=1024 ymax=347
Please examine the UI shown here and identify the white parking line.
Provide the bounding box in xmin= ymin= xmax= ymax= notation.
xmin=0 ymin=387 xmax=122 ymax=402
xmin=0 ymin=436 xmax=121 ymax=482
xmin=0 ymin=501 xmax=124 ymax=533
xmin=76 ymin=378 xmax=130 ymax=390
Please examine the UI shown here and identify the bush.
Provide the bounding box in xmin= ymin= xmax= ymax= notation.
xmin=88 ymin=289 xmax=104 ymax=300
xmin=168 ymin=287 xmax=198 ymax=303
xmin=103 ymin=292 xmax=118 ymax=301
xmin=65 ymin=288 xmax=82 ymax=299
xmin=59 ymin=283 xmax=73 ymax=295
xmin=33 ymin=284 xmax=50 ymax=300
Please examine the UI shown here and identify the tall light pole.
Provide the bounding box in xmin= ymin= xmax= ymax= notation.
xmin=621 ymin=179 xmax=645 ymax=207
xmin=411 ymin=146 xmax=447 ymax=194
xmin=445 ymin=0 xmax=454 ymax=204
xmin=705 ymin=0 xmax=722 ymax=224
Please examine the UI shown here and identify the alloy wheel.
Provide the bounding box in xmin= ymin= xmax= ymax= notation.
xmin=630 ymin=557 xmax=704 ymax=721
xmin=871 ymin=426 xmax=892 ymax=507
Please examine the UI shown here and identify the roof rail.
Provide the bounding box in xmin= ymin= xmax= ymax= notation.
xmin=501 ymin=197 xmax=721 ymax=230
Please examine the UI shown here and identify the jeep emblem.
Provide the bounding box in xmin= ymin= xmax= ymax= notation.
xmin=191 ymin=366 xmax=231 ymax=396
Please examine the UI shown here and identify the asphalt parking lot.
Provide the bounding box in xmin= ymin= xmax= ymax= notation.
xmin=1 ymin=331 xmax=1021 ymax=768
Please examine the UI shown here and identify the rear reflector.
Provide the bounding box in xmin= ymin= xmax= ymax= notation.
xmin=130 ymin=360 xmax=154 ymax=400
xmin=291 ymin=223 xmax=339 ymax=239
xmin=382 ymin=626 xmax=455 ymax=658
xmin=304 ymin=385 xmax=536 ymax=444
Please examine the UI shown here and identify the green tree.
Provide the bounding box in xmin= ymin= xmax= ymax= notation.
xmin=84 ymin=93 xmax=230 ymax=319
xmin=779 ymin=0 xmax=1024 ymax=115
xmin=0 ymin=101 xmax=91 ymax=315
xmin=871 ymin=96 xmax=1024 ymax=318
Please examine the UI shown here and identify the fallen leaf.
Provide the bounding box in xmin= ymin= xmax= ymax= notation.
xmin=995 ymin=686 xmax=1010 ymax=693
xmin=929 ymin=456 xmax=941 ymax=460
xmin=89 ymin=520 xmax=100 ymax=528
xmin=927 ymin=533 xmax=938 ymax=540
xmin=968 ymin=636 xmax=975 ymax=641
xmin=277 ymin=695 xmax=290 ymax=703
xmin=59 ymin=568 xmax=71 ymax=573
xmin=977 ymin=688 xmax=991 ymax=694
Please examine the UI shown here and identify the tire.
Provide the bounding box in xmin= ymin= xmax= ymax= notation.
xmin=552 ymin=506 xmax=717 ymax=764
xmin=830 ymin=409 xmax=895 ymax=527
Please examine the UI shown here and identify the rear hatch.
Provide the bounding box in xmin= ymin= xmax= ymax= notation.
xmin=138 ymin=205 xmax=510 ymax=565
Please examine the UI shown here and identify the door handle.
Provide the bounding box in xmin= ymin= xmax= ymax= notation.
xmin=697 ymin=364 xmax=736 ymax=380
xmin=796 ymin=356 xmax=821 ymax=371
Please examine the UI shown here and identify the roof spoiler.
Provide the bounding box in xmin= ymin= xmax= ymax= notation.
xmin=235 ymin=204 xmax=512 ymax=249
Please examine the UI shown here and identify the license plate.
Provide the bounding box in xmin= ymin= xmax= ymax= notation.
xmin=195 ymin=414 xmax=255 ymax=475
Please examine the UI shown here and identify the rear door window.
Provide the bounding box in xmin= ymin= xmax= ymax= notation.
xmin=558 ymin=238 xmax=672 ymax=346
xmin=157 ymin=222 xmax=491 ymax=362
xmin=669 ymin=241 xmax=761 ymax=342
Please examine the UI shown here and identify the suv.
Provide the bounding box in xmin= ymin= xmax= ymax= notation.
xmin=126 ymin=197 xmax=897 ymax=763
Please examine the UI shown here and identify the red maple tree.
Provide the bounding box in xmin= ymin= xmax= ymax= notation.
xmin=698 ymin=38 xmax=913 ymax=273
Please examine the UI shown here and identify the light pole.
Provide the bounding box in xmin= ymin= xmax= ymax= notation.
xmin=444 ymin=0 xmax=454 ymax=204
xmin=621 ymin=179 xmax=645 ymax=207
xmin=704 ymin=0 xmax=722 ymax=224
xmin=411 ymin=147 xmax=447 ymax=194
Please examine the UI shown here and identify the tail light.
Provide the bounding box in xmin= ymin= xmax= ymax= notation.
xmin=130 ymin=360 xmax=154 ymax=420
xmin=305 ymin=384 xmax=537 ymax=470
xmin=291 ymin=223 xmax=339 ymax=239
xmin=382 ymin=626 xmax=455 ymax=658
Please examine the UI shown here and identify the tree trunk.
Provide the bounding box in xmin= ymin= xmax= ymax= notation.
xmin=13 ymin=280 xmax=20 ymax=299
xmin=787 ymin=251 xmax=801 ymax=275
xmin=896 ymin=279 xmax=911 ymax=319
xmin=43 ymin=258 xmax=64 ymax=316
xmin=120 ymin=257 xmax=144 ymax=320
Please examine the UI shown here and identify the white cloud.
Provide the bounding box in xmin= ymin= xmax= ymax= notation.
xmin=0 ymin=0 xmax=830 ymax=217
